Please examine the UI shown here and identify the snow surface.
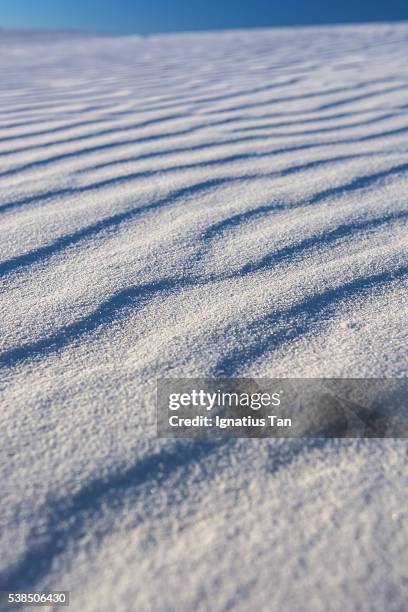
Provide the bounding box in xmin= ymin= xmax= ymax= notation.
xmin=1 ymin=23 xmax=408 ymax=612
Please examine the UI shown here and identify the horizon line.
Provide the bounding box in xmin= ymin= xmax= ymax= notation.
xmin=1 ymin=17 xmax=408 ymax=38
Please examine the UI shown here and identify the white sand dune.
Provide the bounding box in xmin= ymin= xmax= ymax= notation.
xmin=1 ymin=23 xmax=408 ymax=611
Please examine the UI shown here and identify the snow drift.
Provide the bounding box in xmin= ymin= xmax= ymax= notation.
xmin=0 ymin=23 xmax=408 ymax=612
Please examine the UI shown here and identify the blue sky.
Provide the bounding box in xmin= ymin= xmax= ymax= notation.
xmin=1 ymin=0 xmax=407 ymax=34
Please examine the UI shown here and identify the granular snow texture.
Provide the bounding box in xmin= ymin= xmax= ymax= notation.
xmin=0 ymin=24 xmax=408 ymax=612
